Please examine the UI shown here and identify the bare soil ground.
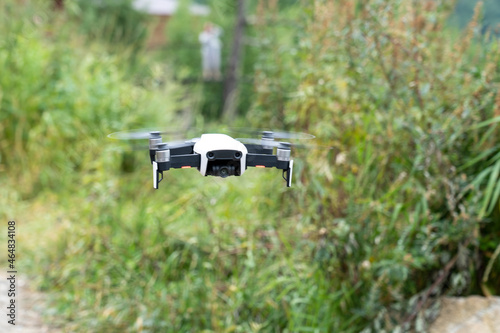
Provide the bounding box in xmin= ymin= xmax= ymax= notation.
xmin=0 ymin=273 xmax=60 ymax=333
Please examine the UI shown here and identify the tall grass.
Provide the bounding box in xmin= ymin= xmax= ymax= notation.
xmin=0 ymin=1 xmax=184 ymax=195
xmin=254 ymin=0 xmax=500 ymax=330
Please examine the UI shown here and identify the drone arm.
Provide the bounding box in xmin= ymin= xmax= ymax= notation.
xmin=246 ymin=153 xmax=293 ymax=187
xmin=153 ymin=154 xmax=201 ymax=189
xmin=170 ymin=154 xmax=201 ymax=169
xmin=150 ymin=142 xmax=196 ymax=164
xmin=170 ymin=145 xmax=195 ymax=156
xmin=246 ymin=153 xmax=279 ymax=168
xmin=244 ymin=144 xmax=274 ymax=155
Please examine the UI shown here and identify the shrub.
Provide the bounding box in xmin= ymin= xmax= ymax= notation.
xmin=252 ymin=0 xmax=500 ymax=331
xmin=0 ymin=1 xmax=182 ymax=195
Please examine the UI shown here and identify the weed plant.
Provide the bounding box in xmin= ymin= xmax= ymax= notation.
xmin=253 ymin=0 xmax=500 ymax=331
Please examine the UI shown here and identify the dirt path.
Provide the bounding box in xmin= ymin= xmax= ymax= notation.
xmin=0 ymin=273 xmax=60 ymax=333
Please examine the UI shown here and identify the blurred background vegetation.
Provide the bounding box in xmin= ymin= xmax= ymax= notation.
xmin=1 ymin=0 xmax=500 ymax=332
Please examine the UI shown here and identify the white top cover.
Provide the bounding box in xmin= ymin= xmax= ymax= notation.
xmin=193 ymin=134 xmax=248 ymax=176
xmin=132 ymin=0 xmax=210 ymax=16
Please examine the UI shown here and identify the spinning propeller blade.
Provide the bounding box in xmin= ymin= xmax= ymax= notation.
xmin=107 ymin=127 xmax=197 ymax=140
xmin=108 ymin=140 xmax=197 ymax=152
xmin=236 ymin=138 xmax=331 ymax=150
xmin=229 ymin=128 xmax=315 ymax=140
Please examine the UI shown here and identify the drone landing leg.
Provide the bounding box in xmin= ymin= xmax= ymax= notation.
xmin=282 ymin=160 xmax=293 ymax=187
xmin=153 ymin=162 xmax=164 ymax=189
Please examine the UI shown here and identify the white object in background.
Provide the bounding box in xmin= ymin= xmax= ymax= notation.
xmin=199 ymin=23 xmax=222 ymax=81
xmin=132 ymin=0 xmax=210 ymax=16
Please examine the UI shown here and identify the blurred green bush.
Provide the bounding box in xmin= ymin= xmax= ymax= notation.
xmin=252 ymin=0 xmax=500 ymax=330
xmin=73 ymin=0 xmax=148 ymax=53
xmin=0 ymin=1 xmax=182 ymax=195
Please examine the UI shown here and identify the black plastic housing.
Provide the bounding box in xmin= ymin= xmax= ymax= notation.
xmin=205 ymin=150 xmax=243 ymax=177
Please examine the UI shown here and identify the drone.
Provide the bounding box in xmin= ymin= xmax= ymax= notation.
xmin=108 ymin=129 xmax=315 ymax=189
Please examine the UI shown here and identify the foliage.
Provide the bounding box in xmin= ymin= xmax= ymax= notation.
xmin=71 ymin=0 xmax=149 ymax=53
xmin=0 ymin=1 xmax=182 ymax=195
xmin=252 ymin=0 xmax=500 ymax=331
xmin=160 ymin=0 xmax=260 ymax=120
xmin=453 ymin=0 xmax=500 ymax=32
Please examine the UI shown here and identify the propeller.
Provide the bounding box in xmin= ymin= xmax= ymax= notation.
xmin=236 ymin=138 xmax=332 ymax=150
xmin=153 ymin=139 xmax=199 ymax=150
xmin=107 ymin=127 xmax=197 ymax=140
xmin=229 ymin=128 xmax=315 ymax=140
xmin=109 ymin=139 xmax=198 ymax=152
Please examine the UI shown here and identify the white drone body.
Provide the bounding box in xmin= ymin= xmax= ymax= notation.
xmin=106 ymin=130 xmax=298 ymax=189
xmin=193 ymin=134 xmax=248 ymax=176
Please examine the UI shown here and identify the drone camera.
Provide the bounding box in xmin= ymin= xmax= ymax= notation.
xmin=204 ymin=149 xmax=244 ymax=178
xmin=209 ymin=165 xmax=235 ymax=178
xmin=206 ymin=162 xmax=239 ymax=177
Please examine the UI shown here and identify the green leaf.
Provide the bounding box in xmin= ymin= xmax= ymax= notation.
xmin=471 ymin=166 xmax=494 ymax=188
xmin=459 ymin=147 xmax=497 ymax=170
xmin=480 ymin=160 xmax=500 ymax=217
xmin=472 ymin=116 xmax=500 ymax=130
